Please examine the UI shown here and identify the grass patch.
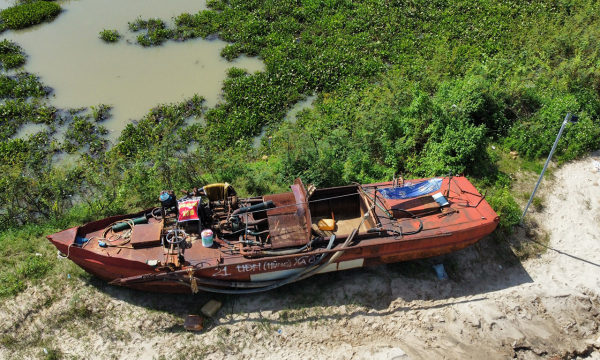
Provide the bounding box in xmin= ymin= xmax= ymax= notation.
xmin=0 ymin=1 xmax=61 ymax=30
xmin=0 ymin=228 xmax=54 ymax=297
xmin=99 ymin=29 xmax=121 ymax=43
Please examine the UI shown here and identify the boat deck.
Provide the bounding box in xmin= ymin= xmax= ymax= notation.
xmin=47 ymin=176 xmax=499 ymax=292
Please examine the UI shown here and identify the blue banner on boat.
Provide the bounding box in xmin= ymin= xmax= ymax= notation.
xmin=378 ymin=178 xmax=443 ymax=200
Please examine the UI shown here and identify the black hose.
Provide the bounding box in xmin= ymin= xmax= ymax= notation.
xmin=185 ymin=236 xmax=336 ymax=294
xmin=391 ymin=208 xmax=424 ymax=235
xmin=231 ymin=200 xmax=275 ymax=216
xmin=370 ymin=208 xmax=424 ymax=237
xmin=259 ymin=239 xmax=314 ymax=256
xmin=367 ymin=227 xmax=402 ymax=236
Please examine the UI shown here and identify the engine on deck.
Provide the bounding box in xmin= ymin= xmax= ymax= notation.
xmin=157 ymin=183 xmax=275 ymax=253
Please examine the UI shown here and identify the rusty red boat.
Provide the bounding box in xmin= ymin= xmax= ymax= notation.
xmin=47 ymin=175 xmax=499 ymax=294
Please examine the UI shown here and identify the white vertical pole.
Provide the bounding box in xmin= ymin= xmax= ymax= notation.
xmin=519 ymin=113 xmax=571 ymax=225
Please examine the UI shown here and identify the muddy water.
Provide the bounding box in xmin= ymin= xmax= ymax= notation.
xmin=3 ymin=0 xmax=264 ymax=141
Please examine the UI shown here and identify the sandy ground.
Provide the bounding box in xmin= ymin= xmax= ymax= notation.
xmin=2 ymin=152 xmax=600 ymax=360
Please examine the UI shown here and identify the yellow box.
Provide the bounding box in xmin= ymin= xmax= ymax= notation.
xmin=318 ymin=219 xmax=335 ymax=231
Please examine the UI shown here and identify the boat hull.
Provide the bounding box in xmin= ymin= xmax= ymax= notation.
xmin=47 ymin=176 xmax=499 ymax=293
xmin=49 ymin=219 xmax=494 ymax=293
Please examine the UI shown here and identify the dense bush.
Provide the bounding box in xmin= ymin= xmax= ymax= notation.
xmin=487 ymin=187 xmax=521 ymax=230
xmin=0 ymin=1 xmax=60 ymax=30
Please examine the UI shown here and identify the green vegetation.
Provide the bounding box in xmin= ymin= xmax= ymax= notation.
xmin=0 ymin=39 xmax=25 ymax=69
xmin=0 ymin=72 xmax=55 ymax=140
xmin=0 ymin=100 xmax=57 ymax=138
xmin=124 ymin=0 xmax=600 ymax=167
xmin=0 ymin=72 xmax=50 ymax=99
xmin=0 ymin=1 xmax=61 ymax=30
xmin=128 ymin=17 xmax=173 ymax=46
xmin=3 ymin=0 xmax=600 ymax=302
xmin=63 ymin=115 xmax=108 ymax=154
xmin=99 ymin=29 xmax=121 ymax=43
xmin=91 ymin=103 xmax=111 ymax=121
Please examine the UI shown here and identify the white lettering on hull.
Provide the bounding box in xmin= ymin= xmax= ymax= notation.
xmin=248 ymin=258 xmax=365 ymax=281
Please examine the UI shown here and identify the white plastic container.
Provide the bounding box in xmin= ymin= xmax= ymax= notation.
xmin=201 ymin=229 xmax=214 ymax=248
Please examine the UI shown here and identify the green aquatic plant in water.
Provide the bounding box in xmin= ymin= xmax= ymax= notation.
xmin=99 ymin=29 xmax=121 ymax=43
xmin=0 ymin=99 xmax=57 ymax=139
xmin=91 ymin=103 xmax=112 ymax=122
xmin=0 ymin=72 xmax=50 ymax=99
xmin=114 ymin=0 xmax=595 ymax=162
xmin=0 ymin=72 xmax=56 ymax=139
xmin=0 ymin=1 xmax=61 ymax=30
xmin=63 ymin=115 xmax=108 ymax=155
xmin=0 ymin=40 xmax=25 ymax=69
xmin=128 ymin=17 xmax=173 ymax=46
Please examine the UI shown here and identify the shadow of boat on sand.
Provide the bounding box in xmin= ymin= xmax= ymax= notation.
xmin=84 ymin=233 xmax=532 ymax=333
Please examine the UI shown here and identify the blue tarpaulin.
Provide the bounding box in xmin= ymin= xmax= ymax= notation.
xmin=378 ymin=178 xmax=443 ymax=200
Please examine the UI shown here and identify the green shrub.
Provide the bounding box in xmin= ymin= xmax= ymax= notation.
xmin=0 ymin=1 xmax=61 ymax=30
xmin=504 ymin=93 xmax=600 ymax=162
xmin=99 ymin=29 xmax=121 ymax=43
xmin=487 ymin=188 xmax=521 ymax=230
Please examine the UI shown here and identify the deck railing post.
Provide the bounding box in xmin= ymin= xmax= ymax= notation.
xmin=519 ymin=113 xmax=573 ymax=225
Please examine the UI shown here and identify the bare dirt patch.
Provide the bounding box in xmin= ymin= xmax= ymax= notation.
xmin=2 ymin=153 xmax=600 ymax=360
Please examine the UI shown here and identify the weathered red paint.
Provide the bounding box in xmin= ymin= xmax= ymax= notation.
xmin=47 ymin=176 xmax=499 ymax=293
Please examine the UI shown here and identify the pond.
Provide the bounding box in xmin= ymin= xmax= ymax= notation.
xmin=2 ymin=0 xmax=265 ymax=141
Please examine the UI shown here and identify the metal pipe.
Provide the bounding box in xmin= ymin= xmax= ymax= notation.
xmin=519 ymin=113 xmax=572 ymax=225
xmin=231 ymin=200 xmax=275 ymax=216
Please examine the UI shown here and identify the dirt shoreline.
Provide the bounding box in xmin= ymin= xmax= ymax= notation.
xmin=2 ymin=152 xmax=600 ymax=360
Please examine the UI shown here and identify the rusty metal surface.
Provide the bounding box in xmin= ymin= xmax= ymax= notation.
xmin=292 ymin=178 xmax=311 ymax=243
xmin=184 ymin=315 xmax=204 ymax=331
xmin=130 ymin=222 xmax=163 ymax=248
xmin=264 ymin=191 xmax=310 ymax=249
xmin=46 ymin=176 xmax=501 ymax=293
xmin=386 ymin=195 xmax=440 ymax=218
